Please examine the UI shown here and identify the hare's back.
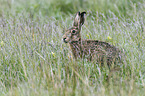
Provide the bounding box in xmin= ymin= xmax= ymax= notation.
xmin=82 ymin=40 xmax=122 ymax=63
xmin=82 ymin=40 xmax=120 ymax=54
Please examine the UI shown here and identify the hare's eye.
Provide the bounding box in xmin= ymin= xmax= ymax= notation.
xmin=72 ymin=30 xmax=76 ymax=34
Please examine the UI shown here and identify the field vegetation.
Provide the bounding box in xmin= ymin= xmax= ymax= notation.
xmin=0 ymin=0 xmax=145 ymax=95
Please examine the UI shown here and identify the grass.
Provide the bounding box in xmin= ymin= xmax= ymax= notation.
xmin=0 ymin=0 xmax=145 ymax=96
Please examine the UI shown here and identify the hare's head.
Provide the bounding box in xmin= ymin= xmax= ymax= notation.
xmin=63 ymin=11 xmax=86 ymax=43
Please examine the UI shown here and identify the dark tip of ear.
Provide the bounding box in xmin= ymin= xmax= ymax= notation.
xmin=77 ymin=11 xmax=81 ymax=15
xmin=81 ymin=12 xmax=86 ymax=15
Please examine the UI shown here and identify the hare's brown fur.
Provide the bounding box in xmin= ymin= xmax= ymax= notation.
xmin=63 ymin=12 xmax=122 ymax=66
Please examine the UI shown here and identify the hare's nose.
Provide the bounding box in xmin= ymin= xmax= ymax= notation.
xmin=63 ymin=38 xmax=67 ymax=43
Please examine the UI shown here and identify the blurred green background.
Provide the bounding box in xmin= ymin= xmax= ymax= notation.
xmin=0 ymin=0 xmax=144 ymax=19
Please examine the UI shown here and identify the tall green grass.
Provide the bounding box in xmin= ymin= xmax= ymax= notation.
xmin=0 ymin=0 xmax=145 ymax=96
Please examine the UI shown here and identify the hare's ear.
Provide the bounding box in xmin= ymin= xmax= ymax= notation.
xmin=80 ymin=12 xmax=86 ymax=25
xmin=73 ymin=12 xmax=81 ymax=27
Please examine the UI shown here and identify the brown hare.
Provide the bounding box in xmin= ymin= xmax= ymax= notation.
xmin=63 ymin=11 xmax=122 ymax=66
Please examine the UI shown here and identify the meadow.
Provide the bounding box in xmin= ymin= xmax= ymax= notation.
xmin=0 ymin=0 xmax=145 ymax=95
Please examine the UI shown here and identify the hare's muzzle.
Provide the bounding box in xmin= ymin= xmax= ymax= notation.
xmin=63 ymin=38 xmax=68 ymax=43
